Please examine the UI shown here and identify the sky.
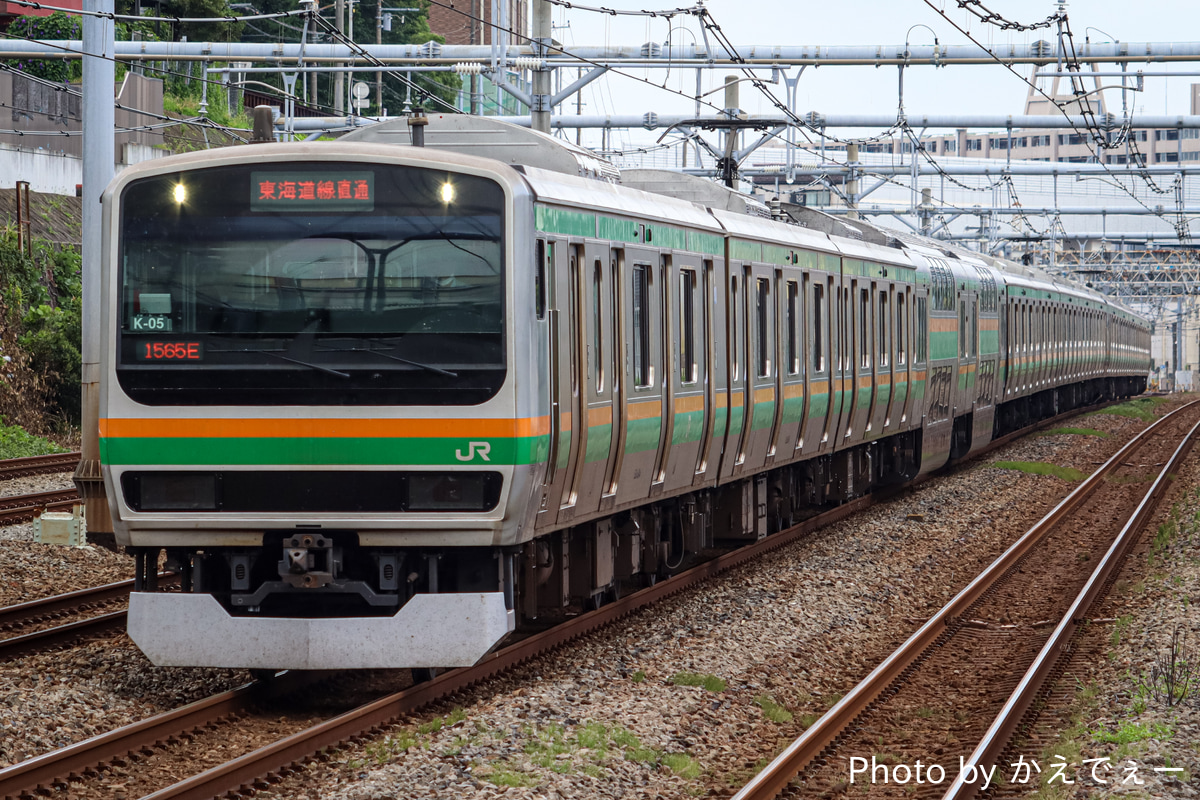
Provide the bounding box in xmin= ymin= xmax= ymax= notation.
xmin=548 ymin=0 xmax=1200 ymax=151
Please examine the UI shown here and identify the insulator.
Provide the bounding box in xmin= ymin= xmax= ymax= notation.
xmin=453 ymin=62 xmax=484 ymax=75
xmin=510 ymin=57 xmax=545 ymax=71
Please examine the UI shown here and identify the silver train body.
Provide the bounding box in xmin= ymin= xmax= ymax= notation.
xmin=96 ymin=117 xmax=1151 ymax=669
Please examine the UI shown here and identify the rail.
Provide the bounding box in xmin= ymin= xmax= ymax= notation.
xmin=730 ymin=399 xmax=1200 ymax=800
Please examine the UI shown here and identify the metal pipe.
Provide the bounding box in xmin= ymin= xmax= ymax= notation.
xmin=12 ymin=39 xmax=1200 ymax=66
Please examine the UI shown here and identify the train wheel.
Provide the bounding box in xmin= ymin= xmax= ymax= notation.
xmin=411 ymin=667 xmax=441 ymax=683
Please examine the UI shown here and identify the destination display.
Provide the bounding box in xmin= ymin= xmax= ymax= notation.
xmin=250 ymin=171 xmax=375 ymax=211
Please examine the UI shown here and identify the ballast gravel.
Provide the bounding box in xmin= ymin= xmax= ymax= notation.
xmin=0 ymin=406 xmax=1178 ymax=797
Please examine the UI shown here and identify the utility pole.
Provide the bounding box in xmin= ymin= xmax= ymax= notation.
xmin=376 ymin=0 xmax=382 ymax=115
xmin=531 ymin=0 xmax=551 ymax=133
xmin=75 ymin=0 xmax=116 ymax=539
xmin=334 ymin=0 xmax=345 ymax=114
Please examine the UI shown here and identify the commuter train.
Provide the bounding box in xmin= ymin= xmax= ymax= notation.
xmin=96 ymin=115 xmax=1150 ymax=670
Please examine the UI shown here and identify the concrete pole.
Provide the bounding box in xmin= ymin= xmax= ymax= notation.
xmin=531 ymin=0 xmax=552 ymax=133
xmin=846 ymin=143 xmax=860 ymax=220
xmin=75 ymin=0 xmax=116 ymax=537
xmin=334 ymin=0 xmax=345 ymax=114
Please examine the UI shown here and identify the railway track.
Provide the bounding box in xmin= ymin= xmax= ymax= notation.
xmin=0 ymin=576 xmax=179 ymax=661
xmin=730 ymin=399 xmax=1200 ymax=800
xmin=0 ymin=400 xmax=1149 ymax=800
xmin=0 ymin=452 xmax=80 ymax=482
xmin=0 ymin=489 xmax=80 ymax=526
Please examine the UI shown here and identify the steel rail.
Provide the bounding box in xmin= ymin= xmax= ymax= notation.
xmin=0 ymin=578 xmax=139 ymax=631
xmin=729 ymin=399 xmax=1200 ymax=800
xmin=0 ymin=575 xmax=180 ymax=661
xmin=0 ymin=452 xmax=81 ymax=481
xmin=0 ymin=610 xmax=128 ymax=661
xmin=942 ymin=413 xmax=1200 ymax=800
xmin=0 ymin=399 xmax=1134 ymax=799
xmin=0 ymin=684 xmax=260 ymax=799
xmin=0 ymin=489 xmax=80 ymax=526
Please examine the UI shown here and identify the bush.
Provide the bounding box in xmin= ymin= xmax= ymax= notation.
xmin=0 ymin=228 xmax=82 ymax=432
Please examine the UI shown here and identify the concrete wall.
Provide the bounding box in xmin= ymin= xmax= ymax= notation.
xmin=0 ymin=70 xmax=165 ymax=160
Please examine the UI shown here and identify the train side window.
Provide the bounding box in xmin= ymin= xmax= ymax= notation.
xmin=786 ymin=280 xmax=799 ymax=375
xmin=897 ymin=293 xmax=906 ymax=366
xmin=680 ymin=269 xmax=696 ymax=384
xmin=879 ymin=290 xmax=889 ymax=368
xmin=812 ymin=283 xmax=825 ymax=372
xmin=915 ymin=296 xmax=927 ymax=364
xmin=971 ymin=298 xmax=978 ymax=357
xmin=632 ymin=264 xmax=651 ymax=388
xmin=859 ymin=287 xmax=870 ymax=370
xmin=593 ymin=260 xmax=604 ymax=393
xmin=731 ymin=276 xmax=740 ymax=382
xmin=756 ymin=277 xmax=771 ymax=377
xmin=535 ymin=239 xmax=547 ymax=320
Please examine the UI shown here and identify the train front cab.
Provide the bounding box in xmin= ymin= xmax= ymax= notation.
xmin=99 ymin=144 xmax=550 ymax=670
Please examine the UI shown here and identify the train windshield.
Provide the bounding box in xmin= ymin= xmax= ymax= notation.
xmin=116 ymin=161 xmax=506 ymax=405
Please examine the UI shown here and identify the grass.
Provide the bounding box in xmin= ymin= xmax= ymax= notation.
xmin=669 ymin=671 xmax=726 ymax=692
xmin=661 ymin=752 xmax=702 ymax=779
xmin=1090 ymin=720 xmax=1174 ymax=746
xmin=1088 ymin=396 xmax=1170 ymax=422
xmin=0 ymin=422 xmax=67 ymax=459
xmin=754 ymin=695 xmax=794 ymax=723
xmin=992 ymin=460 xmax=1086 ymax=481
xmin=631 ymin=669 xmax=646 ymax=683
xmin=1041 ymin=426 xmax=1111 ymax=438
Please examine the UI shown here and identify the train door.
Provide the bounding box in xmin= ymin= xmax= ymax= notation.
xmin=571 ymin=245 xmax=617 ymax=518
xmin=846 ymin=277 xmax=872 ymax=444
xmin=870 ymin=280 xmax=894 ymax=436
xmin=539 ymin=240 xmax=583 ymax=526
xmin=609 ymin=247 xmax=664 ymax=507
xmin=891 ymin=285 xmax=909 ymax=430
xmin=718 ymin=266 xmax=748 ymax=482
xmin=695 ymin=258 xmax=722 ymax=485
xmin=832 ymin=278 xmax=854 ymax=444
xmin=739 ymin=264 xmax=777 ymax=473
xmin=658 ymin=256 xmax=706 ymax=493
xmin=800 ymin=271 xmax=834 ymax=458
xmin=777 ymin=273 xmax=805 ymax=459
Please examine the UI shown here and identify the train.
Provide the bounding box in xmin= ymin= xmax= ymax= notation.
xmin=93 ymin=114 xmax=1151 ymax=670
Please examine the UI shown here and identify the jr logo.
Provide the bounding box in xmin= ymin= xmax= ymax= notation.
xmin=455 ymin=441 xmax=492 ymax=462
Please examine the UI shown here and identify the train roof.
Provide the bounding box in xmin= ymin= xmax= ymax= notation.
xmin=520 ymin=164 xmax=720 ymax=233
xmin=341 ymin=114 xmax=621 ymax=183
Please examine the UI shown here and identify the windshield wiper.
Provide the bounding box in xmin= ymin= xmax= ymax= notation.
xmin=316 ymin=343 xmax=458 ymax=378
xmin=208 ymin=345 xmax=351 ymax=379
xmin=210 ymin=322 xmax=350 ymax=378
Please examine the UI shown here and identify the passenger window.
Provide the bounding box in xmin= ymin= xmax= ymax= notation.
xmin=680 ymin=270 xmax=696 ymax=384
xmin=786 ymin=281 xmax=799 ymax=375
xmin=633 ymin=264 xmax=651 ymax=388
xmin=812 ymin=283 xmax=825 ymax=372
xmin=756 ymin=278 xmax=771 ymax=378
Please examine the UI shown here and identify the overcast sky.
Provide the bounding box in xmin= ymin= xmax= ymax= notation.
xmin=550 ymin=1 xmax=1200 ymax=150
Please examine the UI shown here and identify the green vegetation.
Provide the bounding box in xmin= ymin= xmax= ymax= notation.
xmin=0 ymin=422 xmax=68 ymax=459
xmin=754 ymin=695 xmax=793 ymax=723
xmin=1 ymin=227 xmax=83 ymax=435
xmin=991 ymin=461 xmax=1086 ymax=481
xmin=1041 ymin=426 xmax=1110 ymax=438
xmin=669 ymin=671 xmax=726 ymax=692
xmin=1090 ymin=720 xmax=1174 ymax=746
xmin=1089 ymin=396 xmax=1170 ymax=422
xmin=631 ymin=669 xmax=646 ymax=683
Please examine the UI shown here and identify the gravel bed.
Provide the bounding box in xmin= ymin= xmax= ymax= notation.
xmin=0 ymin=402 xmax=1175 ymax=794
xmin=0 ymin=471 xmax=77 ymax=500
xmin=1021 ymin=431 xmax=1200 ymax=798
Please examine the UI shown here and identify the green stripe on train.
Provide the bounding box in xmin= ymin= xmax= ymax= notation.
xmin=101 ymin=436 xmax=551 ymax=466
xmin=671 ymin=410 xmax=706 ymax=446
